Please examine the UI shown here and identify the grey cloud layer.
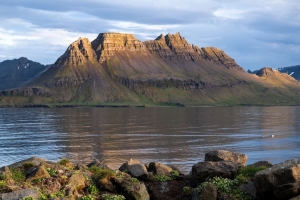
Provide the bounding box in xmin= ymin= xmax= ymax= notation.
xmin=0 ymin=0 xmax=299 ymax=70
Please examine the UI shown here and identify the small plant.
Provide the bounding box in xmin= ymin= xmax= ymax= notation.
xmin=31 ymin=178 xmax=44 ymax=184
xmin=46 ymin=168 xmax=57 ymax=176
xmin=88 ymin=167 xmax=116 ymax=180
xmin=10 ymin=167 xmax=26 ymax=182
xmin=81 ymin=195 xmax=94 ymax=200
xmin=234 ymin=174 xmax=250 ymax=185
xmin=0 ymin=180 xmax=11 ymax=193
xmin=153 ymin=174 xmax=172 ymax=182
xmin=88 ymin=184 xmax=99 ymax=195
xmin=38 ymin=190 xmax=47 ymax=200
xmin=129 ymin=177 xmax=140 ymax=183
xmin=21 ymin=197 xmax=36 ymax=200
xmin=56 ymin=190 xmax=65 ymax=197
xmin=22 ymin=162 xmax=34 ymax=169
xmin=197 ymin=176 xmax=254 ymax=200
xmin=0 ymin=173 xmax=6 ymax=180
xmin=101 ymin=194 xmax=126 ymax=200
xmin=116 ymin=171 xmax=125 ymax=178
xmin=183 ymin=186 xmax=192 ymax=195
xmin=170 ymin=170 xmax=179 ymax=176
xmin=230 ymin=188 xmax=254 ymax=200
xmin=58 ymin=158 xmax=71 ymax=166
xmin=211 ymin=176 xmax=233 ymax=193
xmin=238 ymin=166 xmax=267 ymax=177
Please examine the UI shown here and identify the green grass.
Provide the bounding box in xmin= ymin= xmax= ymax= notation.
xmin=238 ymin=166 xmax=267 ymax=177
xmin=153 ymin=174 xmax=173 ymax=182
xmin=57 ymin=158 xmax=71 ymax=166
xmin=10 ymin=167 xmax=26 ymax=182
xmin=0 ymin=180 xmax=11 ymax=193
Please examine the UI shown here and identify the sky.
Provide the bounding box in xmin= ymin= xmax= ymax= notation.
xmin=0 ymin=0 xmax=300 ymax=71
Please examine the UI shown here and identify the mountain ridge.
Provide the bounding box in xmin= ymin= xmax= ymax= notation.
xmin=0 ymin=57 xmax=50 ymax=90
xmin=1 ymin=32 xmax=300 ymax=106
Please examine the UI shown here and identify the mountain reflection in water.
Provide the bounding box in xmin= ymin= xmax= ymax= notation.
xmin=0 ymin=107 xmax=299 ymax=174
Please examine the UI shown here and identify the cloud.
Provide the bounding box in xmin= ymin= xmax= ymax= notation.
xmin=0 ymin=0 xmax=299 ymax=70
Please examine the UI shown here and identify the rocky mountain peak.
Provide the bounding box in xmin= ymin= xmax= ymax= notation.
xmin=54 ymin=37 xmax=96 ymax=67
xmin=155 ymin=34 xmax=165 ymax=41
xmin=256 ymin=67 xmax=276 ymax=77
xmin=256 ymin=67 xmax=298 ymax=84
xmin=164 ymin=32 xmax=195 ymax=53
xmin=91 ymin=32 xmax=148 ymax=63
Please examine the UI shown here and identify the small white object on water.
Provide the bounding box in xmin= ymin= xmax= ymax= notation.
xmin=262 ymin=134 xmax=274 ymax=138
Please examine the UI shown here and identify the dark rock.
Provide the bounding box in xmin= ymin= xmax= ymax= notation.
xmin=65 ymin=173 xmax=86 ymax=197
xmin=75 ymin=164 xmax=88 ymax=171
xmin=115 ymin=177 xmax=150 ymax=200
xmin=87 ymin=160 xmax=109 ymax=169
xmin=201 ymin=182 xmax=217 ymax=200
xmin=146 ymin=162 xmax=173 ymax=175
xmin=41 ymin=177 xmax=62 ymax=194
xmin=26 ymin=165 xmax=51 ymax=181
xmin=254 ymin=158 xmax=300 ymax=200
xmin=239 ymin=181 xmax=256 ymax=198
xmin=191 ymin=161 xmax=242 ymax=180
xmin=7 ymin=156 xmax=47 ymax=168
xmin=0 ymin=188 xmax=40 ymax=200
xmin=248 ymin=161 xmax=273 ymax=168
xmin=205 ymin=150 xmax=248 ymax=166
xmin=119 ymin=158 xmax=148 ymax=179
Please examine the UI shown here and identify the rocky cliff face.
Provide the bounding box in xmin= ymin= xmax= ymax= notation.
xmin=92 ymin=33 xmax=149 ymax=62
xmin=2 ymin=32 xmax=300 ymax=106
xmin=194 ymin=46 xmax=243 ymax=70
xmin=144 ymin=33 xmax=243 ymax=70
xmin=54 ymin=37 xmax=96 ymax=67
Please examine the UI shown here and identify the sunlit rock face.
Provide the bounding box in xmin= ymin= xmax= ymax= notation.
xmin=92 ymin=32 xmax=149 ymax=63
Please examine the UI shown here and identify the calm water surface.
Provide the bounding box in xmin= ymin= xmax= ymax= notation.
xmin=0 ymin=107 xmax=299 ymax=173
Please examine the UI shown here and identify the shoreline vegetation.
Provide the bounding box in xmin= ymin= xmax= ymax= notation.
xmin=1 ymin=150 xmax=299 ymax=200
xmin=1 ymin=102 xmax=300 ymax=108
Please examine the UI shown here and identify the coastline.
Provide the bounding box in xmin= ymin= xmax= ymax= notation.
xmin=1 ymin=150 xmax=300 ymax=200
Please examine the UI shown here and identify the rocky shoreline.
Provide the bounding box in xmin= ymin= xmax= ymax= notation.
xmin=1 ymin=150 xmax=300 ymax=200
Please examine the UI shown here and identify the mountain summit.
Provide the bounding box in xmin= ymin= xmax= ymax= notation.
xmin=0 ymin=57 xmax=49 ymax=90
xmin=1 ymin=32 xmax=300 ymax=106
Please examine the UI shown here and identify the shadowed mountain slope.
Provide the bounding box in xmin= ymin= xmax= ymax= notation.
xmin=0 ymin=57 xmax=50 ymax=90
xmin=278 ymin=65 xmax=300 ymax=81
xmin=1 ymin=32 xmax=300 ymax=106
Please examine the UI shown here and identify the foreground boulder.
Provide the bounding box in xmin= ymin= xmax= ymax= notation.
xmin=0 ymin=188 xmax=40 ymax=200
xmin=118 ymin=178 xmax=150 ymax=200
xmin=191 ymin=161 xmax=242 ymax=180
xmin=119 ymin=158 xmax=148 ymax=179
xmin=146 ymin=162 xmax=173 ymax=175
xmin=254 ymin=159 xmax=300 ymax=200
xmin=205 ymin=150 xmax=248 ymax=166
xmin=26 ymin=165 xmax=51 ymax=181
xmin=201 ymin=182 xmax=217 ymax=200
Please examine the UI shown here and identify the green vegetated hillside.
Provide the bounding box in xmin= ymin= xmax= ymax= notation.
xmin=1 ymin=32 xmax=300 ymax=107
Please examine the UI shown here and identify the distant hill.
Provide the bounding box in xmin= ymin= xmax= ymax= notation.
xmin=0 ymin=57 xmax=50 ymax=90
xmin=278 ymin=65 xmax=300 ymax=81
xmin=1 ymin=32 xmax=300 ymax=106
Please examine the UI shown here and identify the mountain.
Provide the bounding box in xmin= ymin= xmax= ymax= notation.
xmin=1 ymin=32 xmax=300 ymax=106
xmin=278 ymin=65 xmax=300 ymax=81
xmin=0 ymin=57 xmax=50 ymax=90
